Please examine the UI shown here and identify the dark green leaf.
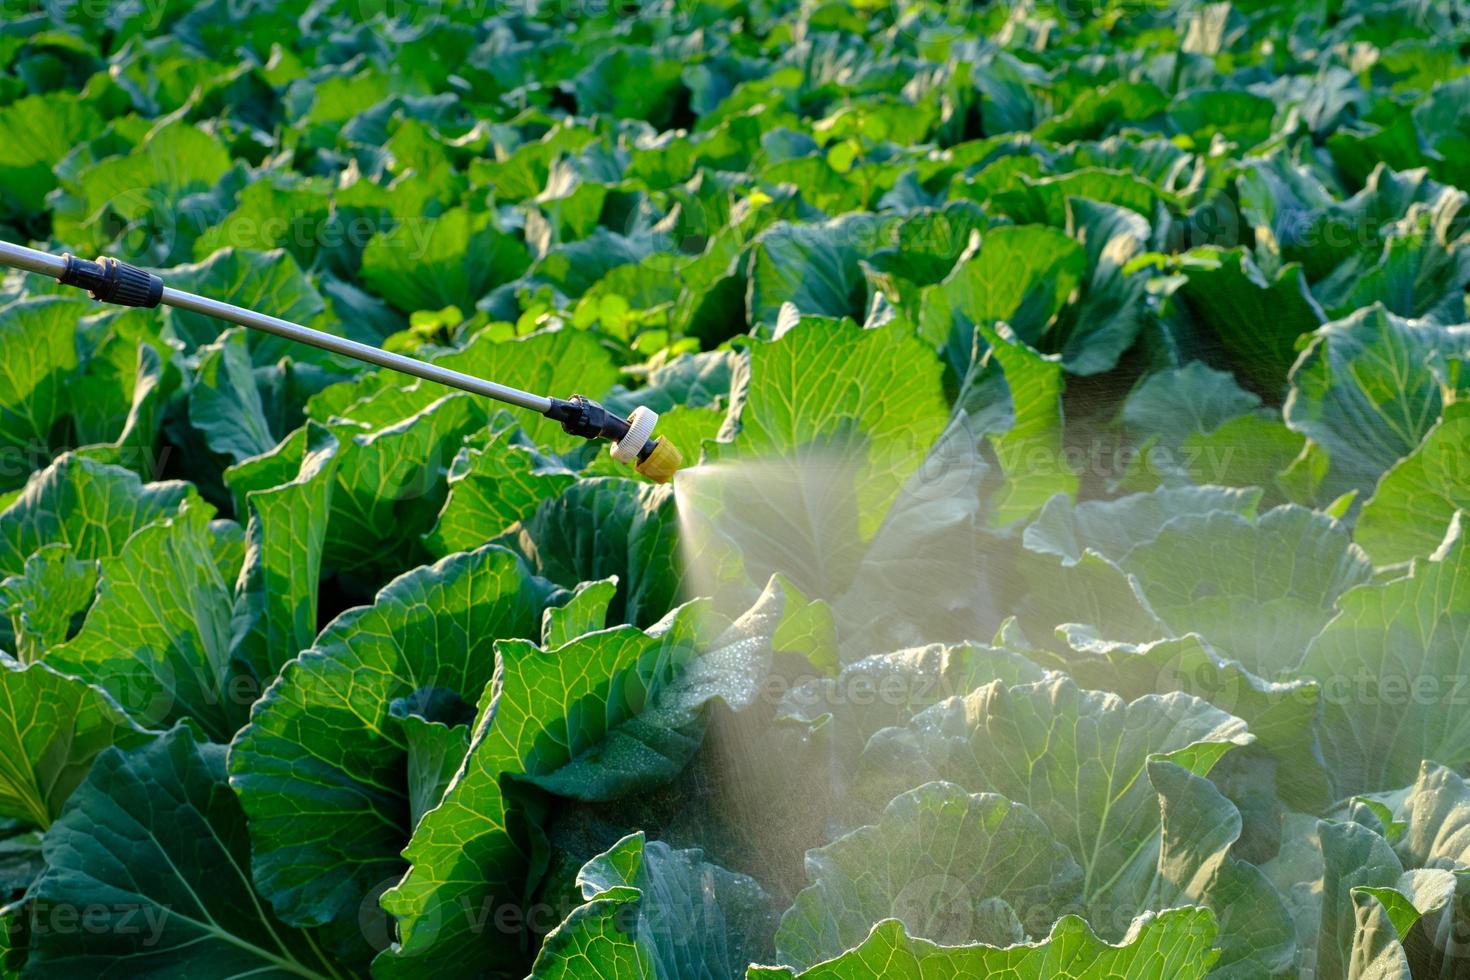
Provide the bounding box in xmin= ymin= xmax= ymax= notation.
xmin=23 ymin=728 xmax=343 ymax=979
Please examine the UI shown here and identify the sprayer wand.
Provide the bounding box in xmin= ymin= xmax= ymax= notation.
xmin=0 ymin=241 xmax=683 ymax=483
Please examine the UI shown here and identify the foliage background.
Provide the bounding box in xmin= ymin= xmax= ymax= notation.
xmin=1 ymin=0 xmax=1470 ymax=977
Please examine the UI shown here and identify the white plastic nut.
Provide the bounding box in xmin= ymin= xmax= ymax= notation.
xmin=611 ymin=406 xmax=657 ymax=464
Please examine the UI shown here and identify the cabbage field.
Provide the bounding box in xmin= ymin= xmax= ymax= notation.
xmin=2 ymin=0 xmax=1470 ymax=976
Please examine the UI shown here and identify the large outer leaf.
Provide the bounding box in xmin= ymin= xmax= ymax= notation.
xmin=717 ymin=318 xmax=948 ymax=542
xmin=994 ymin=170 xmax=1167 ymax=228
xmin=860 ymin=203 xmax=989 ymax=304
xmin=776 ymin=782 xmax=1082 ymax=968
xmin=777 ymin=641 xmax=1045 ymax=776
xmin=1300 ymin=514 xmax=1470 ymax=797
xmin=530 ymin=831 xmax=775 ymax=980
xmin=228 ymin=544 xmax=559 ymax=954
xmin=0 ymin=543 xmax=98 ymax=662
xmin=1395 ymin=762 xmax=1470 ymax=871
xmin=0 ymin=93 xmax=102 ymax=212
xmin=1179 ymin=413 xmax=1309 ymax=499
xmin=1051 ymin=198 xmax=1149 ymax=376
xmin=1050 ymin=629 xmax=1329 ymax=811
xmin=70 ymin=323 xmax=177 ymax=482
xmin=54 ymin=120 xmax=232 ymax=264
xmin=1261 ymin=811 xmax=1325 ymax=976
xmin=1023 ymin=484 xmax=1261 ymax=565
xmin=687 ymin=408 xmax=994 ymax=656
xmin=0 ymin=297 xmax=97 ymax=485
xmin=1315 ymin=206 xmax=1470 ymax=326
xmin=1118 ymin=505 xmax=1372 ymax=676
xmin=1120 ymin=361 xmax=1261 ymax=451
xmin=1146 ymin=760 xmax=1296 ymax=976
xmin=1236 ymin=155 xmax=1342 ymax=279
xmin=541 ymin=576 xmax=618 ymax=648
xmin=825 ymin=416 xmax=997 ymax=656
xmin=677 ymin=445 xmax=870 ymax=607
xmin=425 ymin=430 xmax=577 ymax=558
xmin=1285 ymin=304 xmax=1469 ymax=492
xmin=376 ymin=602 xmax=723 ymax=978
xmin=1169 ymin=247 xmax=1325 ymax=396
xmin=1014 ymin=548 xmax=1170 ymax=649
xmin=22 ymin=728 xmax=343 ymax=979
xmin=187 ymin=328 xmax=278 ymax=463
xmin=1346 ymin=882 xmax=1435 ymax=980
xmin=361 ymin=206 xmax=531 ymax=314
xmin=1317 ymin=763 xmax=1470 ymax=978
xmin=495 ymin=477 xmax=679 ymax=629
xmin=1317 ymin=817 xmax=1409 ymax=979
xmin=748 ymin=910 xmax=1218 ymax=979
xmin=224 ymin=423 xmax=317 ymax=513
xmin=327 ymin=393 xmax=485 ymax=582
xmin=918 ymin=225 xmax=1086 ymax=377
xmin=1413 ymin=77 xmax=1470 ymax=189
xmin=854 ymin=678 xmax=1251 ymax=931
xmin=1357 ymin=404 xmax=1470 ymax=566
xmin=46 ymin=499 xmax=246 ymax=740
xmin=745 ymin=215 xmax=888 ymax=328
xmin=193 ymin=178 xmax=334 ymax=268
xmin=0 ymin=455 xmax=191 ymax=582
xmin=604 ymin=350 xmax=736 ymax=416
xmin=256 ymin=393 xmax=481 ymax=585
xmin=0 ymin=656 xmax=151 ymax=829
xmin=1032 ymin=80 xmax=1167 ymax=142
xmin=525 ymin=583 xmax=788 ymax=801
xmin=968 ymin=323 xmax=1078 ymax=526
xmin=392 ymin=702 xmax=470 ymax=831
xmin=531 ymin=227 xmax=670 ymax=300
xmin=228 ymin=421 xmax=339 ymax=683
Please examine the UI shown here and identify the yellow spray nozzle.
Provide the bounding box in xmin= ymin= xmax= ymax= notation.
xmin=605 ymin=405 xmax=682 ymax=484
xmin=635 ymin=437 xmax=683 ymax=484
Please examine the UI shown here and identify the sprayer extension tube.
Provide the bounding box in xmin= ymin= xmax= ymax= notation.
xmin=0 ymin=241 xmax=570 ymax=415
xmin=0 ymin=239 xmax=685 ymax=479
xmin=0 ymin=240 xmax=677 ymax=471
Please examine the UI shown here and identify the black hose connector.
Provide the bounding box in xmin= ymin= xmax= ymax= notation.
xmin=544 ymin=395 xmax=665 ymax=469
xmin=544 ymin=394 xmax=632 ymax=443
xmin=58 ymin=254 xmax=163 ymax=308
xmin=544 ymin=394 xmax=654 ymax=460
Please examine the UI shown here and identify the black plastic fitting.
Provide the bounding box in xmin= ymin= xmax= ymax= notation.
xmin=544 ymin=394 xmax=631 ymax=442
xmin=58 ymin=254 xmax=164 ymax=309
xmin=543 ymin=395 xmax=655 ymax=461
